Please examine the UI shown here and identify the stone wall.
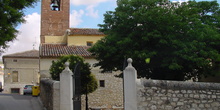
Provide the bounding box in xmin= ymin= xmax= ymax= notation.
xmin=137 ymin=79 xmax=220 ymax=110
xmin=40 ymin=79 xmax=60 ymax=110
xmin=123 ymin=58 xmax=220 ymax=110
xmin=81 ymin=72 xmax=124 ymax=110
xmin=40 ymin=71 xmax=124 ymax=110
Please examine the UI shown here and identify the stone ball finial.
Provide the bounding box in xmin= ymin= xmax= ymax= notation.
xmin=127 ymin=58 xmax=133 ymax=67
xmin=127 ymin=58 xmax=132 ymax=63
xmin=66 ymin=29 xmax=71 ymax=35
xmin=65 ymin=62 xmax=70 ymax=68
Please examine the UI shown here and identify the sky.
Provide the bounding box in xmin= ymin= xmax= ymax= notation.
xmin=1 ymin=0 xmax=220 ymax=58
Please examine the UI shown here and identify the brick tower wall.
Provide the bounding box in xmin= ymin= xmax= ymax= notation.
xmin=40 ymin=0 xmax=70 ymax=43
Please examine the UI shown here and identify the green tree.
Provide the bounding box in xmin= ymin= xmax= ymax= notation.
xmin=50 ymin=55 xmax=98 ymax=94
xmin=0 ymin=0 xmax=38 ymax=54
xmin=89 ymin=0 xmax=220 ymax=81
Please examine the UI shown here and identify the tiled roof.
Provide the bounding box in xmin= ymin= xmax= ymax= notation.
xmin=69 ymin=28 xmax=104 ymax=35
xmin=40 ymin=44 xmax=92 ymax=58
xmin=3 ymin=50 xmax=39 ymax=58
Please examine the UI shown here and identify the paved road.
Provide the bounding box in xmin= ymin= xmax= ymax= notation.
xmin=0 ymin=93 xmax=44 ymax=110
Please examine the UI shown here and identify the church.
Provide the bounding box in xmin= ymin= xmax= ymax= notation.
xmin=39 ymin=0 xmax=123 ymax=109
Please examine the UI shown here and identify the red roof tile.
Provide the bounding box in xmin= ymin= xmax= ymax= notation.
xmin=3 ymin=50 xmax=39 ymax=58
xmin=40 ymin=44 xmax=92 ymax=58
xmin=69 ymin=28 xmax=104 ymax=35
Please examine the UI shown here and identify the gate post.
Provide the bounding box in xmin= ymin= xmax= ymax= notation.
xmin=60 ymin=62 xmax=73 ymax=110
xmin=123 ymin=58 xmax=137 ymax=110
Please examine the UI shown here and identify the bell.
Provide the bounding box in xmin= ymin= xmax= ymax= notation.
xmin=52 ymin=0 xmax=59 ymax=10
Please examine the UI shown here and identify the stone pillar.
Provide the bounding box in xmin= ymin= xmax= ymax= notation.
xmin=60 ymin=62 xmax=73 ymax=110
xmin=123 ymin=58 xmax=137 ymax=110
xmin=53 ymin=81 xmax=60 ymax=110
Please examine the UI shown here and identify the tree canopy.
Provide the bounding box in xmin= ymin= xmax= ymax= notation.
xmin=0 ymin=0 xmax=38 ymax=54
xmin=89 ymin=0 xmax=220 ymax=81
xmin=50 ymin=55 xmax=98 ymax=94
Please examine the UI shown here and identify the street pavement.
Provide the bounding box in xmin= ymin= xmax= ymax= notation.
xmin=0 ymin=93 xmax=44 ymax=110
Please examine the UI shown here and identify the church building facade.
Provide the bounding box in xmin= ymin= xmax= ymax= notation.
xmin=39 ymin=0 xmax=123 ymax=109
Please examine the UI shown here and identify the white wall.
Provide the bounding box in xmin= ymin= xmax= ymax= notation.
xmin=3 ymin=58 xmax=39 ymax=94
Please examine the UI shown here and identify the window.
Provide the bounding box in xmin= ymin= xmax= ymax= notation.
xmin=99 ymin=71 xmax=112 ymax=73
xmin=11 ymin=88 xmax=20 ymax=94
xmin=99 ymin=80 xmax=105 ymax=87
xmin=87 ymin=41 xmax=93 ymax=46
xmin=105 ymin=71 xmax=112 ymax=73
xmin=13 ymin=59 xmax=17 ymax=62
xmin=12 ymin=71 xmax=18 ymax=82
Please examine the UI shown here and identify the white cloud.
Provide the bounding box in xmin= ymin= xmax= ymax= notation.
xmin=70 ymin=0 xmax=117 ymax=26
xmin=70 ymin=10 xmax=84 ymax=27
xmin=85 ymin=5 xmax=99 ymax=18
xmin=70 ymin=0 xmax=109 ymax=6
xmin=172 ymin=0 xmax=189 ymax=3
xmin=2 ymin=13 xmax=40 ymax=56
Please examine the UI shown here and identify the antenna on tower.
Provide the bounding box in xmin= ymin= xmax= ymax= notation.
xmin=33 ymin=37 xmax=37 ymax=50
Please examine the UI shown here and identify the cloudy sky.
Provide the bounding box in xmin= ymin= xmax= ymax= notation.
xmin=1 ymin=0 xmax=219 ymax=58
xmin=1 ymin=0 xmax=117 ymax=57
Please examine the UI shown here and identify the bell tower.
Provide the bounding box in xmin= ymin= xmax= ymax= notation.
xmin=40 ymin=0 xmax=70 ymax=43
